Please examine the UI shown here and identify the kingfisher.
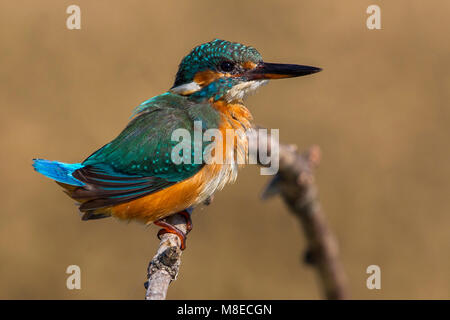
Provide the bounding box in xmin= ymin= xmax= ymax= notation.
xmin=33 ymin=39 xmax=321 ymax=249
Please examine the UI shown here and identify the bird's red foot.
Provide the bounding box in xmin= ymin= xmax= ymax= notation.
xmin=154 ymin=210 xmax=193 ymax=250
xmin=177 ymin=209 xmax=193 ymax=234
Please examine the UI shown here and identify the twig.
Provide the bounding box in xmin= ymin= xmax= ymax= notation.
xmin=260 ymin=138 xmax=349 ymax=299
xmin=145 ymin=213 xmax=187 ymax=300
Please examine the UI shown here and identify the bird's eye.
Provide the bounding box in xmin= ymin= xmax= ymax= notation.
xmin=220 ymin=61 xmax=235 ymax=72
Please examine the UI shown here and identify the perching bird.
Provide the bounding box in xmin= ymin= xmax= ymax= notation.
xmin=33 ymin=39 xmax=320 ymax=249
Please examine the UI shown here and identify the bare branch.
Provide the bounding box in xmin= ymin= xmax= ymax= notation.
xmin=145 ymin=213 xmax=187 ymax=300
xmin=259 ymin=136 xmax=349 ymax=299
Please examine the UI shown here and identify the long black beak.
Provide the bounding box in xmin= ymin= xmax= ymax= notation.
xmin=248 ymin=62 xmax=321 ymax=80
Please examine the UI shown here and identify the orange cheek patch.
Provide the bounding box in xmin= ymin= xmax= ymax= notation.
xmin=194 ymin=62 xmax=258 ymax=87
xmin=242 ymin=61 xmax=257 ymax=70
xmin=193 ymin=70 xmax=223 ymax=86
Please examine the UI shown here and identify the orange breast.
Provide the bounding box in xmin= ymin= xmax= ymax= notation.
xmin=212 ymin=100 xmax=253 ymax=165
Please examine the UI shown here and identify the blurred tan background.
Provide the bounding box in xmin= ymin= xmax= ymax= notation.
xmin=0 ymin=0 xmax=449 ymax=299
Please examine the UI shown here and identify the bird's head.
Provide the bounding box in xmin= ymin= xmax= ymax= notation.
xmin=170 ymin=39 xmax=321 ymax=103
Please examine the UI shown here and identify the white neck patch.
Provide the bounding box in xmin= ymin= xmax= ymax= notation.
xmin=170 ymin=81 xmax=202 ymax=95
xmin=224 ymin=80 xmax=268 ymax=102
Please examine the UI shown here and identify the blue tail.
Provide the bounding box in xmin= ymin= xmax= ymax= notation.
xmin=32 ymin=159 xmax=85 ymax=186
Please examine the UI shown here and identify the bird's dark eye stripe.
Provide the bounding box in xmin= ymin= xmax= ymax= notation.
xmin=220 ymin=61 xmax=235 ymax=72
